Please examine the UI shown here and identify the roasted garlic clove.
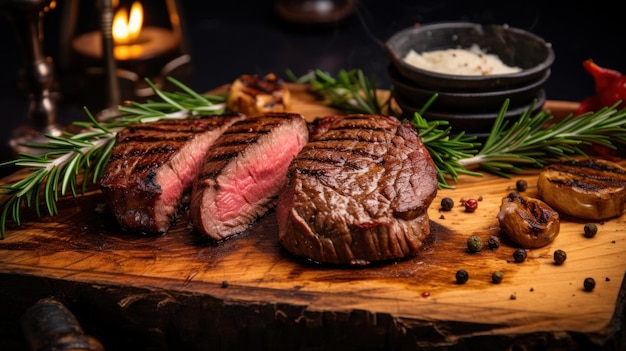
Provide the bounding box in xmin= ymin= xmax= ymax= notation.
xmin=497 ymin=192 xmax=560 ymax=249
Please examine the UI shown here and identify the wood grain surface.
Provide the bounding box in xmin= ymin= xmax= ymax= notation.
xmin=0 ymin=85 xmax=624 ymax=351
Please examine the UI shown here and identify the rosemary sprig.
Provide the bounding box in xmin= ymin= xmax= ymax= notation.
xmin=2 ymin=69 xmax=625 ymax=238
xmin=462 ymin=100 xmax=626 ymax=177
xmin=287 ymin=68 xmax=394 ymax=115
xmin=289 ymin=69 xmax=482 ymax=186
xmin=0 ymin=77 xmax=226 ymax=238
xmin=294 ymin=69 xmax=626 ymax=186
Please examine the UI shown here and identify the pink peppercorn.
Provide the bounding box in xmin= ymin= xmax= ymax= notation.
xmin=464 ymin=199 xmax=478 ymax=212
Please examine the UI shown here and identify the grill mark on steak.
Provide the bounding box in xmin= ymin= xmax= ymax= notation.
xmin=277 ymin=114 xmax=438 ymax=266
xmin=99 ymin=114 xmax=246 ymax=235
xmin=190 ymin=112 xmax=309 ymax=241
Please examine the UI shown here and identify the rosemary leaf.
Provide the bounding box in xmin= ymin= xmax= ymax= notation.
xmin=0 ymin=78 xmax=227 ymax=238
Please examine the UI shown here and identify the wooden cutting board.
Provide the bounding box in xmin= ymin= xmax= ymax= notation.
xmin=0 ymin=85 xmax=623 ymax=351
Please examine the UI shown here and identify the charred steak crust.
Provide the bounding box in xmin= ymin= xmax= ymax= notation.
xmin=190 ymin=112 xmax=309 ymax=240
xmin=276 ymin=114 xmax=438 ymax=266
xmin=99 ymin=114 xmax=246 ymax=234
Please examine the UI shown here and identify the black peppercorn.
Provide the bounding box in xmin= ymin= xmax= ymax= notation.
xmin=487 ymin=235 xmax=500 ymax=250
xmin=553 ymin=249 xmax=567 ymax=265
xmin=515 ymin=179 xmax=528 ymax=192
xmin=584 ymin=223 xmax=598 ymax=238
xmin=441 ymin=197 xmax=454 ymax=211
xmin=455 ymin=269 xmax=469 ymax=284
xmin=513 ymin=248 xmax=527 ymax=263
xmin=584 ymin=277 xmax=596 ymax=291
xmin=467 ymin=235 xmax=483 ymax=253
xmin=492 ymin=271 xmax=503 ymax=284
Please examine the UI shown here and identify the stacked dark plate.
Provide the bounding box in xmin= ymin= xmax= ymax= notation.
xmin=385 ymin=22 xmax=554 ymax=138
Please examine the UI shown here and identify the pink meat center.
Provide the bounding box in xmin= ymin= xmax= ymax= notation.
xmin=215 ymin=130 xmax=304 ymax=220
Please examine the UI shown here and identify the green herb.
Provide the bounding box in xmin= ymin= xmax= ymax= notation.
xmin=295 ymin=69 xmax=626 ymax=185
xmin=2 ymin=68 xmax=626 ymax=238
xmin=291 ymin=69 xmax=483 ymax=188
xmin=0 ymin=77 xmax=226 ymax=238
xmin=286 ymin=68 xmax=392 ymax=115
xmin=460 ymin=100 xmax=626 ymax=177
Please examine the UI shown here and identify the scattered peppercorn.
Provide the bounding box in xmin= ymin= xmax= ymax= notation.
xmin=441 ymin=197 xmax=454 ymax=211
xmin=516 ymin=179 xmax=528 ymax=192
xmin=553 ymin=249 xmax=567 ymax=265
xmin=467 ymin=235 xmax=483 ymax=253
xmin=513 ymin=248 xmax=527 ymax=263
xmin=455 ymin=269 xmax=469 ymax=284
xmin=464 ymin=198 xmax=478 ymax=212
xmin=510 ymin=293 xmax=517 ymax=300
xmin=584 ymin=223 xmax=598 ymax=238
xmin=492 ymin=271 xmax=503 ymax=284
xmin=584 ymin=277 xmax=596 ymax=291
xmin=487 ymin=235 xmax=500 ymax=250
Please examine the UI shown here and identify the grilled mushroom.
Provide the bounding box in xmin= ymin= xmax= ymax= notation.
xmin=536 ymin=159 xmax=626 ymax=220
xmin=497 ymin=192 xmax=560 ymax=248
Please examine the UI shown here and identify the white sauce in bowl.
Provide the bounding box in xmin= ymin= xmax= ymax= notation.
xmin=404 ymin=44 xmax=522 ymax=76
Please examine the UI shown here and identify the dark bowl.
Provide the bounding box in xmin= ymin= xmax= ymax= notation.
xmin=389 ymin=64 xmax=549 ymax=112
xmin=385 ymin=22 xmax=555 ymax=91
xmin=395 ymin=90 xmax=546 ymax=134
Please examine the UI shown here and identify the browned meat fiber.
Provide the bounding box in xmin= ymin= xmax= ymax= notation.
xmin=99 ymin=114 xmax=245 ymax=234
xmin=190 ymin=112 xmax=308 ymax=240
xmin=276 ymin=114 xmax=438 ymax=266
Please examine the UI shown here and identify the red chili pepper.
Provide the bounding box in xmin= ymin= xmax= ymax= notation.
xmin=576 ymin=59 xmax=626 ymax=115
xmin=576 ymin=60 xmax=626 ymax=160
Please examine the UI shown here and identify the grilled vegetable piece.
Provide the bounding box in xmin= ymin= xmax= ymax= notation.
xmin=497 ymin=192 xmax=560 ymax=249
xmin=536 ymin=159 xmax=626 ymax=220
xmin=226 ymin=73 xmax=291 ymax=115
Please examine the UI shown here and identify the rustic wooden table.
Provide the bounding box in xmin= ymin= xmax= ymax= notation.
xmin=0 ymin=86 xmax=624 ymax=351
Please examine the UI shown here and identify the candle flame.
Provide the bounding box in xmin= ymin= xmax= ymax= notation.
xmin=113 ymin=2 xmax=143 ymax=45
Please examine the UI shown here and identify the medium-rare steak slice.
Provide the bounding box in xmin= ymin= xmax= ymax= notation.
xmin=276 ymin=114 xmax=438 ymax=266
xmin=99 ymin=114 xmax=246 ymax=234
xmin=190 ymin=112 xmax=308 ymax=240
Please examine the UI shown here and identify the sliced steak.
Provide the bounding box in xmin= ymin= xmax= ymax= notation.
xmin=276 ymin=114 xmax=438 ymax=266
xmin=190 ymin=112 xmax=308 ymax=240
xmin=99 ymin=114 xmax=245 ymax=234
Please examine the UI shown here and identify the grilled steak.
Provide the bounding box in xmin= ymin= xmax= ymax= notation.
xmin=99 ymin=114 xmax=245 ymax=234
xmin=190 ymin=112 xmax=308 ymax=240
xmin=276 ymin=114 xmax=438 ymax=266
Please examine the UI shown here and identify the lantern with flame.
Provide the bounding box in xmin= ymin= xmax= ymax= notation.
xmin=62 ymin=0 xmax=190 ymax=108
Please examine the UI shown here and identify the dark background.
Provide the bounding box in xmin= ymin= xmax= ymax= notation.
xmin=0 ymin=0 xmax=624 ymax=172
